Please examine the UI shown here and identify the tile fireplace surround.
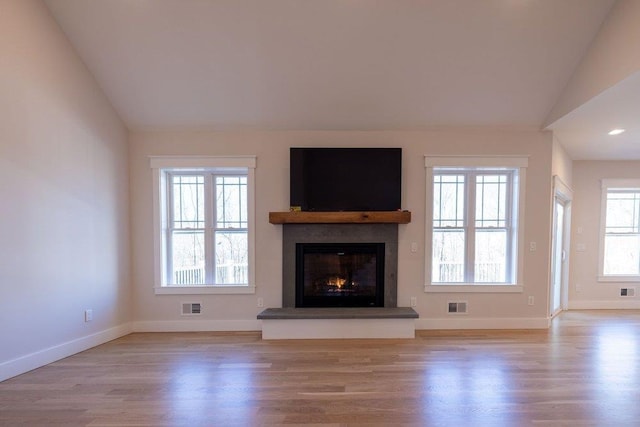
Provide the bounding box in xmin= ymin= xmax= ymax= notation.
xmin=281 ymin=223 xmax=399 ymax=308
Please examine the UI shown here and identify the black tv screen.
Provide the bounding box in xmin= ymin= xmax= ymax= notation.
xmin=290 ymin=148 xmax=402 ymax=211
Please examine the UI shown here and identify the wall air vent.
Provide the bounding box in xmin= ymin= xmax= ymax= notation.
xmin=448 ymin=302 xmax=467 ymax=314
xmin=182 ymin=302 xmax=202 ymax=315
xmin=620 ymin=288 xmax=636 ymax=297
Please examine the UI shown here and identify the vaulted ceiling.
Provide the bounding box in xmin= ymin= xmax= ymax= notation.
xmin=44 ymin=0 xmax=640 ymax=159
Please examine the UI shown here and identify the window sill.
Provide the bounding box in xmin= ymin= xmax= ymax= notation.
xmin=598 ymin=276 xmax=640 ymax=283
xmin=424 ymin=284 xmax=524 ymax=293
xmin=154 ymin=285 xmax=256 ymax=295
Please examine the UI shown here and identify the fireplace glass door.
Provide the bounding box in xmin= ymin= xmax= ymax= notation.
xmin=295 ymin=243 xmax=384 ymax=307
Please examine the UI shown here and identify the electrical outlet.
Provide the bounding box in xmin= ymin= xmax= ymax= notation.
xmin=410 ymin=242 xmax=418 ymax=253
xmin=410 ymin=296 xmax=417 ymax=307
xmin=529 ymin=242 xmax=537 ymax=251
xmin=84 ymin=309 xmax=93 ymax=322
xmin=257 ymin=297 xmax=264 ymax=308
xmin=528 ymin=296 xmax=534 ymax=306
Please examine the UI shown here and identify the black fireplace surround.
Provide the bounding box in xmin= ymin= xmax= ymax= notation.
xmin=296 ymin=242 xmax=385 ymax=307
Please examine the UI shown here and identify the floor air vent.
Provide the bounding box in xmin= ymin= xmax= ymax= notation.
xmin=620 ymin=288 xmax=636 ymax=297
xmin=448 ymin=302 xmax=467 ymax=314
xmin=182 ymin=302 xmax=202 ymax=315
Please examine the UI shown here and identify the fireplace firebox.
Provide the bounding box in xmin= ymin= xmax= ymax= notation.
xmin=295 ymin=243 xmax=385 ymax=307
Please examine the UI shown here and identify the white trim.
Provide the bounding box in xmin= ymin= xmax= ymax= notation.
xmin=553 ymin=175 xmax=573 ymax=201
xmin=0 ymin=323 xmax=132 ymax=382
xmin=601 ymin=178 xmax=640 ymax=190
xmin=568 ymin=300 xmax=640 ymax=310
xmin=425 ymin=155 xmax=528 ymax=168
xmin=150 ymin=155 xmax=256 ymax=169
xmin=150 ymin=156 xmax=257 ymax=293
xmin=598 ymin=179 xmax=640 ymax=279
xmin=598 ymin=182 xmax=607 ymax=278
xmin=152 ymin=169 xmax=165 ymax=289
xmin=515 ymin=167 xmax=527 ymax=287
xmin=597 ymin=275 xmax=640 ymax=283
xmin=415 ymin=317 xmax=549 ymax=330
xmin=154 ymin=285 xmax=256 ymax=295
xmin=425 ymin=165 xmax=435 ymax=287
xmin=550 ymin=178 xmax=573 ymax=315
xmin=132 ymin=319 xmax=261 ymax=332
xmin=424 ymin=284 xmax=524 ymax=293
xmin=424 ymin=155 xmax=528 ymax=291
xmin=247 ymin=167 xmax=256 ymax=290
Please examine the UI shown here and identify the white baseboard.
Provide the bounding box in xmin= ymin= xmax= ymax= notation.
xmin=0 ymin=323 xmax=132 ymax=382
xmin=416 ymin=317 xmax=550 ymax=330
xmin=134 ymin=317 xmax=550 ymax=334
xmin=131 ymin=319 xmax=261 ymax=332
xmin=568 ymin=300 xmax=640 ymax=310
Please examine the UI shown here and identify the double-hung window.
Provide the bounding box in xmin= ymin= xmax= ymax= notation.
xmin=150 ymin=156 xmax=256 ymax=294
xmin=599 ymin=179 xmax=640 ymax=281
xmin=425 ymin=156 xmax=527 ymax=292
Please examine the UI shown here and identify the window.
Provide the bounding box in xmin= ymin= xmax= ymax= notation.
xmin=425 ymin=156 xmax=527 ymax=292
xmin=150 ymin=156 xmax=256 ymax=294
xmin=599 ymin=179 xmax=640 ymax=281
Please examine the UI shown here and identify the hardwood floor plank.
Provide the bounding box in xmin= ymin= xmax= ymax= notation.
xmin=2 ymin=311 xmax=640 ymax=426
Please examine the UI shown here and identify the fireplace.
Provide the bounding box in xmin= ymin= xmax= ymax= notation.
xmin=282 ymin=224 xmax=398 ymax=308
xmin=296 ymin=243 xmax=385 ymax=307
xmin=261 ymin=215 xmax=417 ymax=339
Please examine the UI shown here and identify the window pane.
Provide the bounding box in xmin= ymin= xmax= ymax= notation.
xmin=475 ymin=230 xmax=507 ymax=282
xmin=432 ymin=230 xmax=465 ymax=282
xmin=216 ymin=176 xmax=248 ymax=228
xmin=433 ymin=174 xmax=465 ymax=227
xmin=171 ymin=230 xmax=205 ymax=284
xmin=172 ymin=175 xmax=204 ymax=229
xmin=476 ymin=174 xmax=507 ymax=228
xmin=606 ymin=191 xmax=640 ymax=233
xmin=604 ymin=234 xmax=640 ymax=275
xmin=215 ymin=231 xmax=248 ymax=284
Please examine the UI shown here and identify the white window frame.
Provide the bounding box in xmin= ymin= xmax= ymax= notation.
xmin=424 ymin=155 xmax=527 ymax=293
xmin=150 ymin=156 xmax=256 ymax=295
xmin=598 ymin=179 xmax=640 ymax=282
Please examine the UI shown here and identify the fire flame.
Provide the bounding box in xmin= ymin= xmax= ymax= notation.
xmin=326 ymin=277 xmax=347 ymax=288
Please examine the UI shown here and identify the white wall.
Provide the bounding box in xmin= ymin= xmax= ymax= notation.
xmin=570 ymin=161 xmax=640 ymax=309
xmin=0 ymin=0 xmax=130 ymax=381
xmin=552 ymin=136 xmax=573 ymax=188
xmin=545 ymin=0 xmax=638 ymax=126
xmin=130 ymin=129 xmax=554 ymax=330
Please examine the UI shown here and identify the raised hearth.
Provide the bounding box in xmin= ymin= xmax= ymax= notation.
xmin=258 ymin=307 xmax=418 ymax=319
xmin=258 ymin=307 xmax=418 ymax=339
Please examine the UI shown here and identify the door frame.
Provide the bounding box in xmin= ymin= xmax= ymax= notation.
xmin=550 ymin=176 xmax=573 ymax=318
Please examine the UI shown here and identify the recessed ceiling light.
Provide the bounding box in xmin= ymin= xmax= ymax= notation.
xmin=608 ymin=129 xmax=625 ymax=136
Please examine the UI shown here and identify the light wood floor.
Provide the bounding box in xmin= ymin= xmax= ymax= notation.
xmin=2 ymin=310 xmax=640 ymax=426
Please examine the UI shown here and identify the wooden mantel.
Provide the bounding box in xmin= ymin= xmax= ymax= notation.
xmin=268 ymin=210 xmax=411 ymax=224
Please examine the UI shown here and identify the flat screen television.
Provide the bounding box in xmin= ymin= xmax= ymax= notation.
xmin=290 ymin=147 xmax=402 ymax=211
